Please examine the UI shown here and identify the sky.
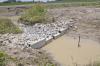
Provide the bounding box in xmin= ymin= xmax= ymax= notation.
xmin=0 ymin=0 xmax=6 ymax=2
xmin=0 ymin=0 xmax=55 ymax=2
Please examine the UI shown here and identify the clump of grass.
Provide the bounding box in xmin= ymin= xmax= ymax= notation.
xmin=0 ymin=51 xmax=8 ymax=66
xmin=0 ymin=18 xmax=22 ymax=34
xmin=86 ymin=61 xmax=100 ymax=66
xmin=19 ymin=4 xmax=48 ymax=25
xmin=0 ymin=2 xmax=33 ymax=6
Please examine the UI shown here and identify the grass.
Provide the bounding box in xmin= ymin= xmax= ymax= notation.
xmin=0 ymin=18 xmax=22 ymax=34
xmin=18 ymin=2 xmax=100 ymax=25
xmin=0 ymin=51 xmax=8 ymax=66
xmin=86 ymin=61 xmax=100 ymax=66
xmin=54 ymin=0 xmax=100 ymax=2
xmin=0 ymin=0 xmax=100 ymax=7
xmin=0 ymin=2 xmax=33 ymax=6
xmin=46 ymin=1 xmax=100 ymax=8
xmin=19 ymin=4 xmax=48 ymax=25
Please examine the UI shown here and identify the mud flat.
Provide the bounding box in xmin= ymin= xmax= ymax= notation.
xmin=42 ymin=35 xmax=100 ymax=66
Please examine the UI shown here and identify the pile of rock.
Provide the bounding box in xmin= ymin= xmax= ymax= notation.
xmin=0 ymin=18 xmax=74 ymax=49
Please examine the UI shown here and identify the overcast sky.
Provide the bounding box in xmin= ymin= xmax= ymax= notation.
xmin=0 ymin=0 xmax=55 ymax=2
xmin=0 ymin=0 xmax=6 ymax=2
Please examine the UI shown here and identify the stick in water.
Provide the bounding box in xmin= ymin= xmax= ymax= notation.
xmin=78 ymin=35 xmax=81 ymax=48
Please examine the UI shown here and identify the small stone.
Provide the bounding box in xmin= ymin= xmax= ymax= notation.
xmin=0 ymin=41 xmax=3 ymax=43
xmin=18 ymin=63 xmax=24 ymax=66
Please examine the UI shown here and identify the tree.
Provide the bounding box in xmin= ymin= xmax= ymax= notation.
xmin=8 ymin=0 xmax=16 ymax=2
xmin=56 ymin=0 xmax=62 ymax=1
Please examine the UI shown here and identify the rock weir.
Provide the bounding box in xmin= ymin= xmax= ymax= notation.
xmin=0 ymin=18 xmax=74 ymax=49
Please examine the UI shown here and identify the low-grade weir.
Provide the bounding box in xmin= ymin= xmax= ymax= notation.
xmin=19 ymin=18 xmax=74 ymax=49
xmin=0 ymin=18 xmax=74 ymax=49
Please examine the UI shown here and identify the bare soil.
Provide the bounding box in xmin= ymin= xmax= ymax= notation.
xmin=43 ymin=7 xmax=100 ymax=66
xmin=48 ymin=7 xmax=100 ymax=42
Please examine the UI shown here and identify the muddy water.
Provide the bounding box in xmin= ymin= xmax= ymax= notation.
xmin=42 ymin=35 xmax=100 ymax=66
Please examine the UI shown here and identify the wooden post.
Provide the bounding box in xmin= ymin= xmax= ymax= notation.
xmin=52 ymin=17 xmax=55 ymax=22
xmin=78 ymin=35 xmax=80 ymax=48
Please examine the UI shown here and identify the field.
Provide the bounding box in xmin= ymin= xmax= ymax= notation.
xmin=0 ymin=0 xmax=100 ymax=7
xmin=54 ymin=0 xmax=100 ymax=2
xmin=0 ymin=1 xmax=100 ymax=66
xmin=0 ymin=2 xmax=33 ymax=6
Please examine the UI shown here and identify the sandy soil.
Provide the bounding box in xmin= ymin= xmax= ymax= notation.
xmin=42 ymin=35 xmax=100 ymax=66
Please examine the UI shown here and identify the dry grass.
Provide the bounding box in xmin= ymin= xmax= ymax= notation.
xmin=19 ymin=4 xmax=49 ymax=25
xmin=0 ymin=18 xmax=22 ymax=34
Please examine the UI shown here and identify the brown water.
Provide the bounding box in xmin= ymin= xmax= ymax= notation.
xmin=42 ymin=35 xmax=100 ymax=66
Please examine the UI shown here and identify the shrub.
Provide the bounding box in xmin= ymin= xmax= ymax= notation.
xmin=20 ymin=4 xmax=47 ymax=25
xmin=0 ymin=18 xmax=22 ymax=34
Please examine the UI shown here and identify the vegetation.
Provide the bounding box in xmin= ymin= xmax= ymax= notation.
xmin=0 ymin=2 xmax=33 ymax=6
xmin=1 ymin=50 xmax=100 ymax=66
xmin=19 ymin=4 xmax=48 ymax=25
xmin=46 ymin=1 xmax=100 ymax=8
xmin=0 ymin=18 xmax=22 ymax=34
xmin=0 ymin=51 xmax=7 ymax=66
xmin=55 ymin=0 xmax=100 ymax=2
xmin=0 ymin=0 xmax=100 ymax=6
xmin=87 ymin=61 xmax=100 ymax=66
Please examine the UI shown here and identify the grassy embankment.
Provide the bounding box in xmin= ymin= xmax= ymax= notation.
xmin=19 ymin=4 xmax=52 ymax=25
xmin=0 ymin=2 xmax=33 ymax=6
xmin=0 ymin=0 xmax=100 ymax=7
xmin=46 ymin=2 xmax=100 ymax=8
xmin=0 ymin=18 xmax=21 ymax=34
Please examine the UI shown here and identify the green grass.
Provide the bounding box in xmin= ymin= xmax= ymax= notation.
xmin=0 ymin=51 xmax=7 ymax=66
xmin=46 ymin=1 xmax=100 ymax=8
xmin=0 ymin=2 xmax=33 ymax=6
xmin=54 ymin=0 xmax=100 ymax=2
xmin=0 ymin=0 xmax=100 ymax=6
xmin=0 ymin=18 xmax=22 ymax=34
xmin=19 ymin=4 xmax=48 ymax=25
